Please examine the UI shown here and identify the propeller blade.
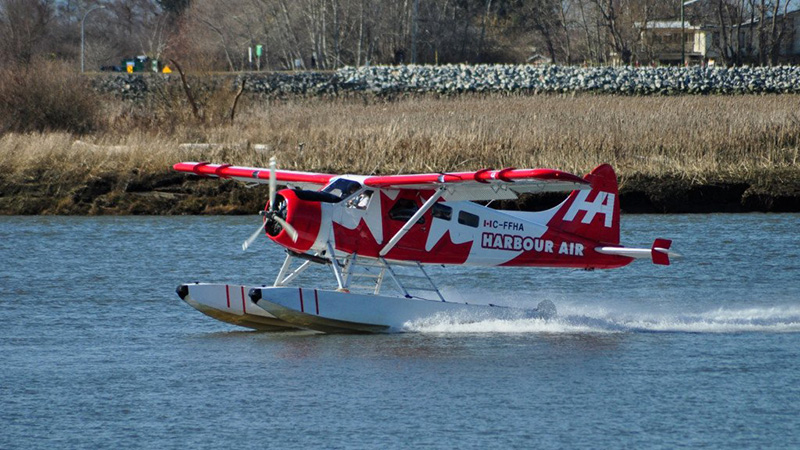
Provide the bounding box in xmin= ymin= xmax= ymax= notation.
xmin=273 ymin=215 xmax=299 ymax=242
xmin=241 ymin=220 xmax=266 ymax=251
xmin=243 ymin=157 xmax=293 ymax=250
xmin=269 ymin=156 xmax=277 ymax=212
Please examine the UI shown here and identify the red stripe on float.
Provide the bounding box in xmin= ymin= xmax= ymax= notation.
xmin=225 ymin=285 xmax=230 ymax=309
xmin=241 ymin=286 xmax=247 ymax=314
xmin=314 ymin=289 xmax=319 ymax=315
xmin=299 ymin=288 xmax=305 ymax=313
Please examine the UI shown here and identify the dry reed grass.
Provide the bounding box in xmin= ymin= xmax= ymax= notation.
xmin=0 ymin=59 xmax=101 ymax=134
xmin=2 ymin=94 xmax=799 ymax=185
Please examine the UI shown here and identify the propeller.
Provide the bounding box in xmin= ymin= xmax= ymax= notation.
xmin=241 ymin=157 xmax=298 ymax=251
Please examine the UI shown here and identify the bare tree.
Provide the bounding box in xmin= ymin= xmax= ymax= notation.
xmin=575 ymin=0 xmax=602 ymax=63
xmin=0 ymin=0 xmax=55 ymax=64
xmin=513 ymin=0 xmax=565 ymax=63
xmin=557 ymin=0 xmax=576 ymax=64
xmin=178 ymin=0 xmax=262 ymax=70
xmin=711 ymin=0 xmax=747 ymax=65
xmin=756 ymin=0 xmax=793 ymax=65
xmin=104 ymin=0 xmax=169 ymax=63
xmin=702 ymin=0 xmax=794 ymax=66
xmin=590 ymin=0 xmax=633 ymax=63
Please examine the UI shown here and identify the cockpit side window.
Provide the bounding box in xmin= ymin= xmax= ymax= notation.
xmin=322 ymin=179 xmax=363 ymax=201
xmin=347 ymin=190 xmax=373 ymax=210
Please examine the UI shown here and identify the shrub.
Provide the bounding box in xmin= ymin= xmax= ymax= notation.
xmin=0 ymin=58 xmax=101 ymax=134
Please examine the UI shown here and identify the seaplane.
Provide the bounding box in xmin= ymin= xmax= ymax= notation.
xmin=173 ymin=159 xmax=678 ymax=333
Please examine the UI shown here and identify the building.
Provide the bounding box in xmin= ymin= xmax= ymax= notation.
xmin=637 ymin=20 xmax=719 ymax=65
xmin=636 ymin=3 xmax=800 ymax=66
xmin=736 ymin=6 xmax=800 ymax=64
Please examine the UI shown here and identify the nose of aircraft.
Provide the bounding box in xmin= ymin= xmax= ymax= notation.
xmin=265 ymin=188 xmax=321 ymax=253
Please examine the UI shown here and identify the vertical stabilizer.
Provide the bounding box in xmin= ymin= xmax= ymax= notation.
xmin=547 ymin=164 xmax=621 ymax=245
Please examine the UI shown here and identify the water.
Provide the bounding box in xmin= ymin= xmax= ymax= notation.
xmin=1 ymin=214 xmax=799 ymax=449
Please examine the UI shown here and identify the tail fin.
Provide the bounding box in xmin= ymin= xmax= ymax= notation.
xmin=547 ymin=164 xmax=620 ymax=245
xmin=651 ymin=238 xmax=672 ymax=265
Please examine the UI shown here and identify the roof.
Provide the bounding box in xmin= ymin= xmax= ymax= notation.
xmin=682 ymin=0 xmax=798 ymax=10
xmin=739 ymin=3 xmax=800 ymax=26
xmin=637 ymin=20 xmax=703 ymax=30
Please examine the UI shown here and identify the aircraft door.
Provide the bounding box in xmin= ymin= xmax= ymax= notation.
xmin=331 ymin=188 xmax=384 ymax=254
xmin=386 ymin=195 xmax=430 ymax=256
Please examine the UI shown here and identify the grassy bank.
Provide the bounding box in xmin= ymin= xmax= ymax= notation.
xmin=1 ymin=94 xmax=799 ymax=214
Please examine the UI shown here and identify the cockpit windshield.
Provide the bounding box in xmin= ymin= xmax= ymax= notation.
xmin=321 ymin=179 xmax=362 ymax=200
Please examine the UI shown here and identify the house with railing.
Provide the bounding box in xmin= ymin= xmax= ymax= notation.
xmin=637 ymin=4 xmax=800 ymax=66
xmin=636 ymin=20 xmax=719 ymax=65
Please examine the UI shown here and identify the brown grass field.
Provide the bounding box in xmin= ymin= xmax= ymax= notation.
xmin=3 ymin=94 xmax=799 ymax=177
xmin=1 ymin=92 xmax=799 ymax=213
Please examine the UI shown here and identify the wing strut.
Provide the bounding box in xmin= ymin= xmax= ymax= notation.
xmin=378 ymin=187 xmax=446 ymax=257
xmin=274 ymin=252 xmax=316 ymax=287
xmin=327 ymin=241 xmax=346 ymax=290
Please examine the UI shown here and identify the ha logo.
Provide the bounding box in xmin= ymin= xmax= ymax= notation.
xmin=563 ymin=190 xmax=615 ymax=228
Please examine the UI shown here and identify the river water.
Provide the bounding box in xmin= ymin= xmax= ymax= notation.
xmin=1 ymin=214 xmax=799 ymax=449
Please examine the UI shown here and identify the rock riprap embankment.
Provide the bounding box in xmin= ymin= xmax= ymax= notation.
xmin=338 ymin=65 xmax=800 ymax=94
xmin=93 ymin=65 xmax=800 ymax=98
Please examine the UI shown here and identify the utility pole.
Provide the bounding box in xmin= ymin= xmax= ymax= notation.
xmin=681 ymin=0 xmax=685 ymax=65
xmin=81 ymin=5 xmax=106 ymax=73
xmin=410 ymin=0 xmax=419 ymax=64
xmin=681 ymin=0 xmax=701 ymax=66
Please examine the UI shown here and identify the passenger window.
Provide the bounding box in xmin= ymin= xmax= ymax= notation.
xmin=388 ymin=199 xmax=425 ymax=224
xmin=458 ymin=211 xmax=479 ymax=228
xmin=432 ymin=203 xmax=452 ymax=221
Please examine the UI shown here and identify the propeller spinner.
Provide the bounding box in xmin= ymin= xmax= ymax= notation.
xmin=242 ymin=157 xmax=298 ymax=251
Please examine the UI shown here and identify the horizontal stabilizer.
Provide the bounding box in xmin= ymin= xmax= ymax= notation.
xmin=596 ymin=238 xmax=680 ymax=266
xmin=651 ymin=238 xmax=673 ymax=266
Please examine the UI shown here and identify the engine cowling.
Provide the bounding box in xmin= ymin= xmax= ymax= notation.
xmin=265 ymin=189 xmax=322 ymax=253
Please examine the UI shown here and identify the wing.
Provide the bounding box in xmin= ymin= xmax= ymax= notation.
xmin=173 ymin=162 xmax=335 ymax=190
xmin=362 ymin=168 xmax=590 ymax=201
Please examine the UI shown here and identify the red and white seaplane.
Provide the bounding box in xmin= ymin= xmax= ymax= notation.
xmin=174 ymin=159 xmax=677 ymax=333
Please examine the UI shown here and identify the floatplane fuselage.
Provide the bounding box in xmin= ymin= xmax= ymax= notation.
xmin=174 ymin=161 xmax=678 ymax=333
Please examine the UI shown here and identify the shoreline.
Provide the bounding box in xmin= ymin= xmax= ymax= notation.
xmin=2 ymin=170 xmax=797 ymax=215
xmin=3 ymin=93 xmax=797 ymax=215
